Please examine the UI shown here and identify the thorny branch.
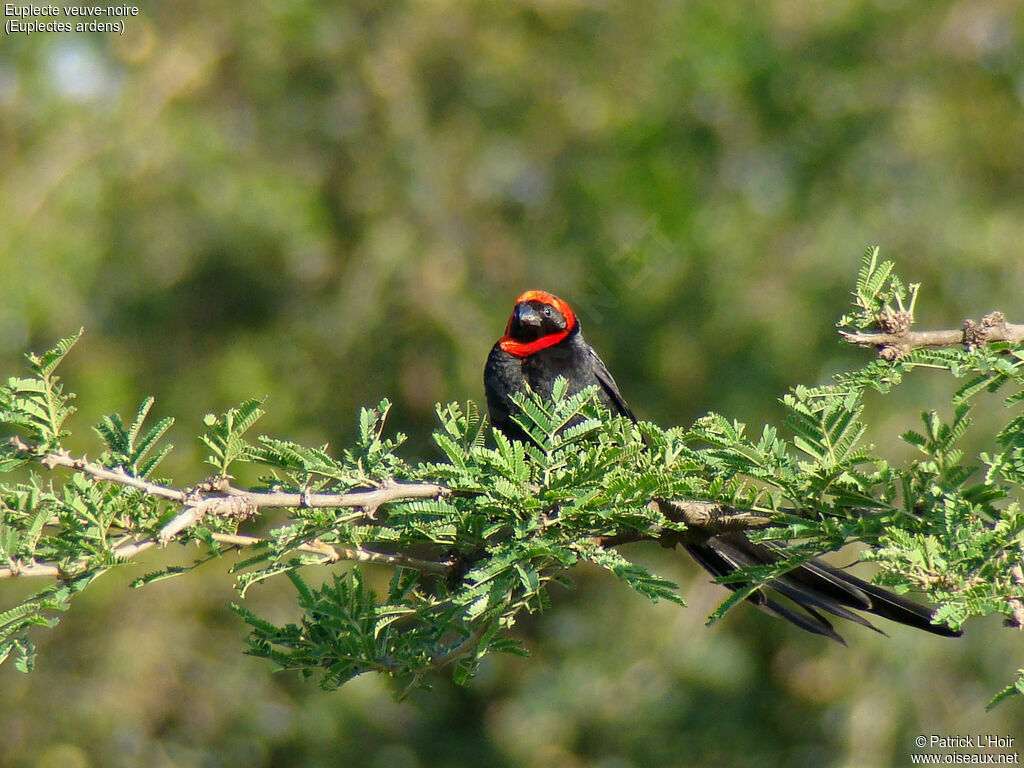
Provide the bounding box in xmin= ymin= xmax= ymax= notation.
xmin=0 ymin=439 xmax=450 ymax=580
xmin=841 ymin=311 xmax=1024 ymax=360
xmin=0 ymin=443 xmax=780 ymax=582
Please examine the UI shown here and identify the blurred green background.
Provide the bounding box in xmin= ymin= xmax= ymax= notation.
xmin=2 ymin=1 xmax=1024 ymax=766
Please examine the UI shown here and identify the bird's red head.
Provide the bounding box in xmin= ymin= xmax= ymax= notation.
xmin=499 ymin=290 xmax=578 ymax=357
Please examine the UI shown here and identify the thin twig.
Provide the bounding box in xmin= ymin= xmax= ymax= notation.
xmin=840 ymin=311 xmax=1024 ymax=360
xmin=209 ymin=533 xmax=453 ymax=574
xmin=591 ymin=530 xmax=658 ymax=548
xmin=429 ymin=622 xmax=491 ymax=670
xmin=0 ymin=537 xmax=161 ymax=580
xmin=16 ymin=442 xmax=447 ymax=517
xmin=221 ymin=480 xmax=448 ymax=511
xmin=0 ymin=561 xmax=62 ymax=579
xmin=37 ymin=448 xmax=188 ymax=502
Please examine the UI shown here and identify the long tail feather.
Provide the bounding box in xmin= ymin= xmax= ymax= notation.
xmin=683 ymin=531 xmax=961 ymax=642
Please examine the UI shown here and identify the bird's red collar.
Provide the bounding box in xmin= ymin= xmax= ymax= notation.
xmin=499 ymin=290 xmax=576 ymax=358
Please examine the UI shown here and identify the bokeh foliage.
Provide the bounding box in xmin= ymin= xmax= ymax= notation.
xmin=3 ymin=1 xmax=1024 ymax=767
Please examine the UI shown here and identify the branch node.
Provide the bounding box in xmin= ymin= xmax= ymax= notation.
xmin=7 ymin=436 xmax=31 ymax=453
xmin=982 ymin=310 xmax=1007 ymax=330
xmin=213 ymin=495 xmax=258 ymax=521
xmin=880 ymin=307 xmax=914 ymax=335
xmin=963 ymin=318 xmax=984 ymax=350
xmin=879 ymin=344 xmax=906 ymax=361
xmin=306 ymin=538 xmax=340 ymax=562
xmin=41 ymin=451 xmax=69 ymax=470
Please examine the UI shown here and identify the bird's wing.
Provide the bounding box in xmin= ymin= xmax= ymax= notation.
xmin=588 ymin=347 xmax=637 ymax=422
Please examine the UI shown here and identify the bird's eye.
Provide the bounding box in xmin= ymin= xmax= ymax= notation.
xmin=543 ymin=306 xmax=552 ymax=317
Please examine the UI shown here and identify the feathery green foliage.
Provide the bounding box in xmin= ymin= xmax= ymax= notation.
xmin=0 ymin=254 xmax=1022 ymax=706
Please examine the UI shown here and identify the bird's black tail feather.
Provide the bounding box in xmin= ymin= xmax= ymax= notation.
xmin=683 ymin=531 xmax=961 ymax=643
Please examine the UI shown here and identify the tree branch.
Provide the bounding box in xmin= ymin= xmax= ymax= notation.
xmin=209 ymin=533 xmax=453 ymax=575
xmin=0 ymin=537 xmax=161 ymax=580
xmin=589 ymin=501 xmax=774 ymax=549
xmin=1 ymin=444 xmax=782 ymax=582
xmin=1 ymin=443 xmax=450 ymax=580
xmin=654 ymin=499 xmax=774 ymax=530
xmin=840 ymin=311 xmax=1024 ymax=360
xmin=37 ymin=447 xmax=188 ymax=502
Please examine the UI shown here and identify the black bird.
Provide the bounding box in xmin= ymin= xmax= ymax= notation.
xmin=484 ymin=289 xmax=961 ymax=642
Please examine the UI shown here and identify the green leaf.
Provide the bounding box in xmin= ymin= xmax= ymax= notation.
xmin=986 ymin=669 xmax=1024 ymax=710
xmin=200 ymin=398 xmax=266 ymax=474
xmin=27 ymin=329 xmax=83 ymax=378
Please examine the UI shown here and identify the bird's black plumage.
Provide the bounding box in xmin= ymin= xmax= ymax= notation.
xmin=484 ymin=289 xmax=961 ymax=642
xmin=484 ymin=296 xmax=633 ymax=440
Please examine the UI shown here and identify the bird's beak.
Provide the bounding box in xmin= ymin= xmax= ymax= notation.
xmin=515 ymin=304 xmax=542 ymax=328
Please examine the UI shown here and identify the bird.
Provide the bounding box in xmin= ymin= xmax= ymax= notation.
xmin=484 ymin=289 xmax=961 ymax=642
